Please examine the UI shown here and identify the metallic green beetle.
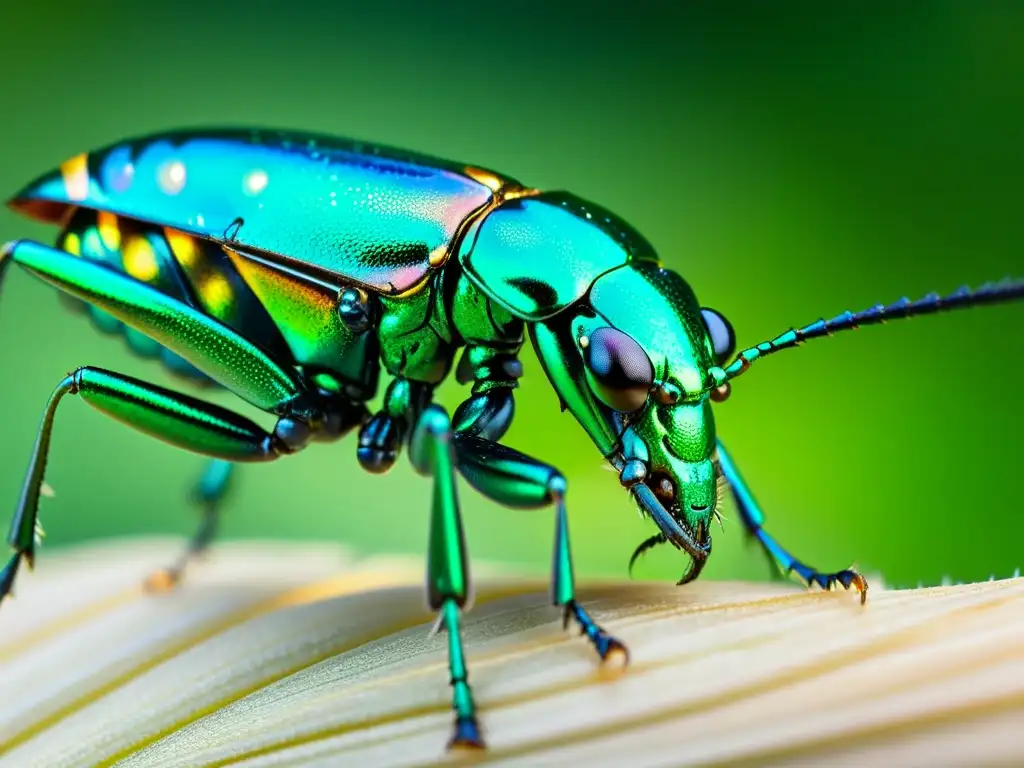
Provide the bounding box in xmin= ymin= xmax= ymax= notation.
xmin=0 ymin=128 xmax=1021 ymax=750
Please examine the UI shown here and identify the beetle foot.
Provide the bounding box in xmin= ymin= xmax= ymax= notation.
xmin=143 ymin=567 xmax=183 ymax=593
xmin=356 ymin=412 xmax=400 ymax=473
xmin=0 ymin=552 xmax=22 ymax=604
xmin=790 ymin=562 xmax=868 ymax=605
xmin=447 ymin=715 xmax=485 ymax=750
xmin=562 ymin=599 xmax=630 ymax=667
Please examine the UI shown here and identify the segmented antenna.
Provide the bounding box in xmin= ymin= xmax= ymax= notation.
xmin=712 ymin=277 xmax=1024 ymax=384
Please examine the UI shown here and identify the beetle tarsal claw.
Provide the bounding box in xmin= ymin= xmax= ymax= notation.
xmin=791 ymin=565 xmax=869 ymax=605
xmin=448 ymin=716 xmax=486 ymax=751
xmin=597 ymin=637 xmax=630 ymax=673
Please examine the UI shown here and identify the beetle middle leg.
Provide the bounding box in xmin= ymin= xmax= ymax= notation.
xmin=716 ymin=438 xmax=868 ymax=603
xmin=408 ymin=404 xmax=483 ymax=750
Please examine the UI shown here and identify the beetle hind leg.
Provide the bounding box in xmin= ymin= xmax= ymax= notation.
xmin=0 ymin=238 xmax=324 ymax=605
xmin=716 ymin=438 xmax=868 ymax=604
xmin=0 ymin=366 xmax=302 ymax=608
xmin=144 ymin=459 xmax=236 ymax=592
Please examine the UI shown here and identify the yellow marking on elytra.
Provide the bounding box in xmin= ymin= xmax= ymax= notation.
xmin=62 ymin=232 xmax=81 ymax=256
xmin=97 ymin=211 xmax=121 ymax=252
xmin=122 ymin=235 xmax=159 ymax=282
xmin=198 ymin=272 xmax=233 ymax=314
xmin=165 ymin=228 xmax=199 ymax=268
xmin=60 ymin=153 xmax=90 ymax=201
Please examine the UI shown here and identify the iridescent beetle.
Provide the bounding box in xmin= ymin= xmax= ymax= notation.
xmin=0 ymin=129 xmax=1020 ymax=749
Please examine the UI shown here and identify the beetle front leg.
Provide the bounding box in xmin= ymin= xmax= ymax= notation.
xmin=0 ymin=367 xmax=308 ymax=607
xmin=408 ymin=405 xmax=482 ymax=750
xmin=716 ymin=438 xmax=868 ymax=603
xmin=452 ymin=394 xmax=628 ymax=665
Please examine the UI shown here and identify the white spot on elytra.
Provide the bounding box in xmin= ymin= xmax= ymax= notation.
xmin=243 ymin=169 xmax=269 ymax=196
xmin=158 ymin=161 xmax=186 ymax=195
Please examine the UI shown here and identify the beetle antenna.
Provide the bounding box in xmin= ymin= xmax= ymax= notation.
xmin=711 ymin=277 xmax=1023 ymax=384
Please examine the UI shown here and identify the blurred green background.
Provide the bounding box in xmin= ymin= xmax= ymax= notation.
xmin=0 ymin=1 xmax=1020 ymax=590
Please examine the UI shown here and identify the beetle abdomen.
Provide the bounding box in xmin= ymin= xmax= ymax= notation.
xmin=55 ymin=209 xmax=292 ymax=386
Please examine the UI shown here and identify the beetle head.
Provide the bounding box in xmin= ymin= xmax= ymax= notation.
xmin=530 ymin=261 xmax=735 ymax=582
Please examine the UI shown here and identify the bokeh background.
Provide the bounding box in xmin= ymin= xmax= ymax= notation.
xmin=0 ymin=1 xmax=1020 ymax=590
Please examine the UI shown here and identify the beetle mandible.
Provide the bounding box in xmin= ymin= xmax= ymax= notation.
xmin=0 ymin=128 xmax=1020 ymax=750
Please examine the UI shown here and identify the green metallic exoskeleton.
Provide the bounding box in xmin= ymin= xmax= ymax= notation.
xmin=0 ymin=128 xmax=1021 ymax=751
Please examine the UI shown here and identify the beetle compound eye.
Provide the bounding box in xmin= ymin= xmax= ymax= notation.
xmin=583 ymin=327 xmax=654 ymax=413
xmin=648 ymin=472 xmax=677 ymax=504
xmin=701 ymin=308 xmax=735 ymax=364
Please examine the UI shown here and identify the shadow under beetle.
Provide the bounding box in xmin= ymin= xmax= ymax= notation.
xmin=0 ymin=128 xmax=1020 ymax=750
